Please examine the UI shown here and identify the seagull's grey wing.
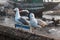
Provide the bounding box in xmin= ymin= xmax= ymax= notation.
xmin=18 ymin=18 xmax=29 ymax=25
xmin=15 ymin=19 xmax=24 ymax=25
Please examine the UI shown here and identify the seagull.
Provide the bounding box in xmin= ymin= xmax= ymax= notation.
xmin=14 ymin=8 xmax=29 ymax=25
xmin=20 ymin=10 xmax=29 ymax=20
xmin=30 ymin=13 xmax=47 ymax=28
xmin=30 ymin=13 xmax=42 ymax=28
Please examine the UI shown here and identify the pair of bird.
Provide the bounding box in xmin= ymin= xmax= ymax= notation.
xmin=14 ymin=8 xmax=47 ymax=28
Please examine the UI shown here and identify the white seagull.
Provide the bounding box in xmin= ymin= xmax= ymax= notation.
xmin=30 ymin=13 xmax=42 ymax=28
xmin=30 ymin=13 xmax=47 ymax=28
xmin=14 ymin=8 xmax=29 ymax=25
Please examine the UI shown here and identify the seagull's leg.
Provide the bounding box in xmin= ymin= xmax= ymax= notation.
xmin=30 ymin=26 xmax=33 ymax=32
xmin=29 ymin=24 xmax=36 ymax=33
xmin=29 ymin=24 xmax=33 ymax=32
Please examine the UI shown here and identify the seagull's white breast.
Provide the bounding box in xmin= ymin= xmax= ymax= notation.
xmin=30 ymin=18 xmax=38 ymax=27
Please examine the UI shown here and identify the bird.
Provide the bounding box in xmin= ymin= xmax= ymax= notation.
xmin=14 ymin=8 xmax=29 ymax=25
xmin=29 ymin=13 xmax=47 ymax=28
xmin=29 ymin=13 xmax=42 ymax=28
xmin=19 ymin=10 xmax=29 ymax=20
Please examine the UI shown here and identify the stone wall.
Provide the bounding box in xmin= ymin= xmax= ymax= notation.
xmin=0 ymin=25 xmax=54 ymax=40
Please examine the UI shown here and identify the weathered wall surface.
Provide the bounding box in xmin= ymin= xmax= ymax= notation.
xmin=0 ymin=25 xmax=54 ymax=40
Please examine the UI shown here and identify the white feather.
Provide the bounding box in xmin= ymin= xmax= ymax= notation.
xmin=14 ymin=8 xmax=29 ymax=25
xmin=30 ymin=13 xmax=41 ymax=28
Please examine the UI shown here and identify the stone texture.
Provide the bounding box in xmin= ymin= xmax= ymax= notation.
xmin=0 ymin=25 xmax=53 ymax=40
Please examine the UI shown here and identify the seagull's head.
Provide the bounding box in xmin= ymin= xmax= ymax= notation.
xmin=30 ymin=13 xmax=35 ymax=19
xmin=14 ymin=8 xmax=19 ymax=12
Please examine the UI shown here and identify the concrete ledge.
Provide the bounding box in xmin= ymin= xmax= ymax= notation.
xmin=0 ymin=25 xmax=54 ymax=40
